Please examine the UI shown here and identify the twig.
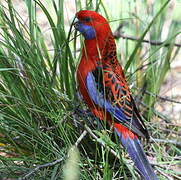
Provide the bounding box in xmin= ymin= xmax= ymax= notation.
xmin=40 ymin=124 xmax=59 ymax=131
xmin=159 ymin=127 xmax=181 ymax=136
xmin=145 ymin=90 xmax=181 ymax=104
xmin=84 ymin=124 xmax=120 ymax=160
xmin=114 ymin=32 xmax=181 ymax=47
xmin=150 ymin=138 xmax=181 ymax=147
xmin=40 ymin=112 xmax=72 ymax=132
xmin=135 ymin=87 xmax=181 ymax=104
xmin=131 ymin=61 xmax=157 ymax=74
xmin=75 ymin=130 xmax=87 ymax=147
xmin=156 ymin=168 xmax=173 ymax=180
xmin=19 ymin=157 xmax=64 ymax=180
xmin=140 ymin=101 xmax=171 ymax=123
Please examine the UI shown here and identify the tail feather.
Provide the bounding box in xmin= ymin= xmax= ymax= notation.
xmin=119 ymin=133 xmax=158 ymax=180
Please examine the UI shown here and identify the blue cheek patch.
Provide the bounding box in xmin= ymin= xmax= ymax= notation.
xmin=76 ymin=22 xmax=96 ymax=40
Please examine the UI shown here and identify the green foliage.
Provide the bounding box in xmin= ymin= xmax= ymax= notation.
xmin=0 ymin=0 xmax=180 ymax=179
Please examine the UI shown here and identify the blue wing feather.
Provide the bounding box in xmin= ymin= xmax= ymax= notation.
xmin=86 ymin=71 xmax=148 ymax=138
xmin=86 ymin=72 xmax=128 ymax=122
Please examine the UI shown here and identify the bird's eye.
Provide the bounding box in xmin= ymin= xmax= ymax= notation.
xmin=84 ymin=17 xmax=92 ymax=22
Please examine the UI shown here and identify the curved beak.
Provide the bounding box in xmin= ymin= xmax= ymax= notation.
xmin=73 ymin=18 xmax=80 ymax=31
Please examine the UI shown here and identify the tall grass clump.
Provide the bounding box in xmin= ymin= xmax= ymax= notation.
xmin=0 ymin=0 xmax=77 ymax=179
xmin=0 ymin=0 xmax=180 ymax=179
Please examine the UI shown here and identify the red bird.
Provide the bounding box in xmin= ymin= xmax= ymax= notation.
xmin=75 ymin=10 xmax=157 ymax=180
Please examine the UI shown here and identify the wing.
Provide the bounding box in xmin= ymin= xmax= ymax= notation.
xmin=86 ymin=66 xmax=149 ymax=139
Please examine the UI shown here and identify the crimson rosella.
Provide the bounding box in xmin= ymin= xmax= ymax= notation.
xmin=74 ymin=10 xmax=158 ymax=180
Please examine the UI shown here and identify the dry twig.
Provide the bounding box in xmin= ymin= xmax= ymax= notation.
xmin=114 ymin=25 xmax=181 ymax=47
xmin=84 ymin=124 xmax=120 ymax=160
xmin=150 ymin=138 xmax=181 ymax=147
xmin=75 ymin=130 xmax=87 ymax=147
xmin=19 ymin=157 xmax=64 ymax=180
xmin=144 ymin=90 xmax=181 ymax=104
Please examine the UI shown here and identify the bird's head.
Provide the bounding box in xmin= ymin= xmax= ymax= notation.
xmin=74 ymin=10 xmax=111 ymax=40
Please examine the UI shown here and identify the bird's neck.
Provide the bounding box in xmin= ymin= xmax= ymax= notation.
xmin=82 ymin=32 xmax=117 ymax=62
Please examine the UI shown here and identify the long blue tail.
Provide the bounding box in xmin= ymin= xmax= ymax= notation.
xmin=120 ymin=135 xmax=158 ymax=180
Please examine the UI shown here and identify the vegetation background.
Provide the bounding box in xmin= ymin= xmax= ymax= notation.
xmin=0 ymin=0 xmax=180 ymax=179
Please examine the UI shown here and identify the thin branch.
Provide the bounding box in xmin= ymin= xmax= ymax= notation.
xmin=159 ymin=127 xmax=181 ymax=136
xmin=140 ymin=101 xmax=171 ymax=123
xmin=113 ymin=24 xmax=181 ymax=47
xmin=156 ymin=168 xmax=173 ymax=180
xmin=150 ymin=138 xmax=181 ymax=147
xmin=135 ymin=87 xmax=181 ymax=104
xmin=114 ymin=33 xmax=181 ymax=47
xmin=84 ymin=124 xmax=120 ymax=160
xmin=145 ymin=90 xmax=181 ymax=104
xmin=131 ymin=60 xmax=157 ymax=74
xmin=19 ymin=157 xmax=64 ymax=180
xmin=40 ymin=112 xmax=72 ymax=132
xmin=75 ymin=130 xmax=87 ymax=147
